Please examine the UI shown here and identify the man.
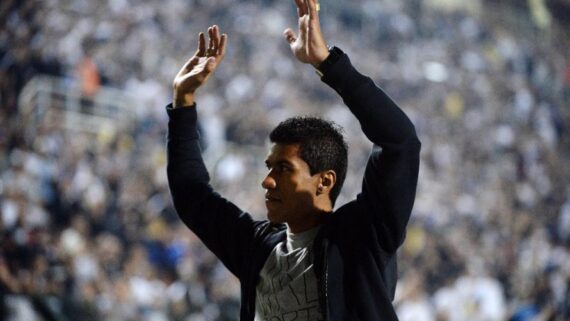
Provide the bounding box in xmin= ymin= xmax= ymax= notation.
xmin=166 ymin=0 xmax=421 ymax=319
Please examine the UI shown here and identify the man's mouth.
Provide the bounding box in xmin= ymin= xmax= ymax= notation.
xmin=265 ymin=194 xmax=281 ymax=202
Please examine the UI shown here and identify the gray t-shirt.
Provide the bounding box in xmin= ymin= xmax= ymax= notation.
xmin=254 ymin=226 xmax=324 ymax=321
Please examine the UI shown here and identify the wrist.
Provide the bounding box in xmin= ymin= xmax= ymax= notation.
xmin=310 ymin=46 xmax=330 ymax=69
xmin=316 ymin=46 xmax=344 ymax=76
xmin=173 ymin=92 xmax=195 ymax=108
xmin=311 ymin=48 xmax=331 ymax=69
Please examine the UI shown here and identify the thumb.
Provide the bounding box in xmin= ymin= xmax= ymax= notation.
xmin=283 ymin=28 xmax=297 ymax=44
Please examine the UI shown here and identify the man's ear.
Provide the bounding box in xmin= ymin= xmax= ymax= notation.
xmin=317 ymin=170 xmax=337 ymax=195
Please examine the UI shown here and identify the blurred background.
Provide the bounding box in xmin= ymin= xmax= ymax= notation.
xmin=1 ymin=0 xmax=569 ymax=320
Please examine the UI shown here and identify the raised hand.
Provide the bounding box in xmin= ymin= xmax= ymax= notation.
xmin=284 ymin=0 xmax=329 ymax=68
xmin=173 ymin=25 xmax=227 ymax=107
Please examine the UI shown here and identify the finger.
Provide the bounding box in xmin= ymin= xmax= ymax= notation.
xmin=283 ymin=28 xmax=297 ymax=44
xmin=197 ymin=32 xmax=206 ymax=56
xmin=294 ymin=0 xmax=307 ymax=16
xmin=218 ymin=33 xmax=228 ymax=57
xmin=302 ymin=0 xmax=310 ymax=16
xmin=208 ymin=26 xmax=214 ymax=51
xmin=212 ymin=25 xmax=220 ymax=52
xmin=298 ymin=15 xmax=308 ymax=41
xmin=307 ymin=0 xmax=319 ymax=20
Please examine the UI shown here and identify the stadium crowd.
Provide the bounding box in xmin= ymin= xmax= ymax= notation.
xmin=1 ymin=0 xmax=569 ymax=320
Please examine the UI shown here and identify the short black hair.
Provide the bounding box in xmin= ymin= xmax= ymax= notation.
xmin=269 ymin=116 xmax=348 ymax=205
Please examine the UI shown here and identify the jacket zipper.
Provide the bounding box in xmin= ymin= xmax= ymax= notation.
xmin=319 ymin=241 xmax=329 ymax=321
xmin=323 ymin=260 xmax=329 ymax=321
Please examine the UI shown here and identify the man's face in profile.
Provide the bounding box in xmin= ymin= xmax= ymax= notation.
xmin=262 ymin=143 xmax=321 ymax=231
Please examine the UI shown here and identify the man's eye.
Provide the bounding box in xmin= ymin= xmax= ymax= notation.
xmin=266 ymin=163 xmax=290 ymax=173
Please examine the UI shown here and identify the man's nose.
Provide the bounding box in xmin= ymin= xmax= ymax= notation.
xmin=261 ymin=175 xmax=276 ymax=189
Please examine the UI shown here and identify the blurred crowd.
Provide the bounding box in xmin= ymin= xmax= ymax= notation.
xmin=1 ymin=0 xmax=569 ymax=320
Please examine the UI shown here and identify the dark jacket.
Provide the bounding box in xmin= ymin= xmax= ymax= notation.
xmin=166 ymin=51 xmax=421 ymax=321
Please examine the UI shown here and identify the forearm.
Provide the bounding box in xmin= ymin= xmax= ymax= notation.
xmin=166 ymin=104 xmax=210 ymax=212
xmin=173 ymin=93 xmax=195 ymax=108
xmin=321 ymin=51 xmax=418 ymax=147
xmin=166 ymin=104 xmax=258 ymax=277
xmin=321 ymin=50 xmax=420 ymax=253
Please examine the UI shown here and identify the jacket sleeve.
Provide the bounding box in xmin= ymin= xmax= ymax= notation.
xmin=321 ymin=53 xmax=421 ymax=254
xmin=166 ymin=104 xmax=258 ymax=278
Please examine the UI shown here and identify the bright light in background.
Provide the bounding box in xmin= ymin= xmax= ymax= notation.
xmin=423 ymin=61 xmax=449 ymax=83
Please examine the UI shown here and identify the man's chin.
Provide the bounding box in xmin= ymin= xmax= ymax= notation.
xmin=266 ymin=211 xmax=284 ymax=224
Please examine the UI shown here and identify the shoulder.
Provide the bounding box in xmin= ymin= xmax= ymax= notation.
xmin=251 ymin=221 xmax=287 ymax=266
xmin=321 ymin=200 xmax=370 ymax=237
xmin=254 ymin=221 xmax=287 ymax=247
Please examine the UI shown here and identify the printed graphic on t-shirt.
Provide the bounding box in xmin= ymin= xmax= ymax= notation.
xmin=255 ymin=237 xmax=323 ymax=321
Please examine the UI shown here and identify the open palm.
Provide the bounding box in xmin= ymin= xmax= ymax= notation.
xmin=284 ymin=0 xmax=329 ymax=68
xmin=173 ymin=25 xmax=227 ymax=107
